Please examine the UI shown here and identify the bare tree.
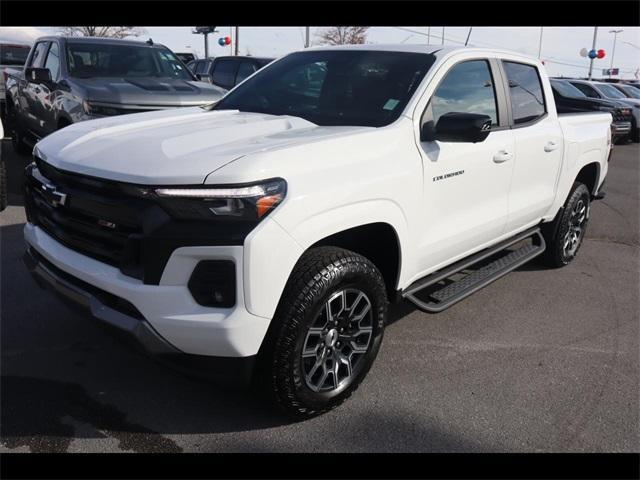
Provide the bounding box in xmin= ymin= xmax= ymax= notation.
xmin=317 ymin=27 xmax=370 ymax=46
xmin=58 ymin=27 xmax=147 ymax=39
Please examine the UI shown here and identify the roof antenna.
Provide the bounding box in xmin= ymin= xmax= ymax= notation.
xmin=146 ymin=38 xmax=154 ymax=45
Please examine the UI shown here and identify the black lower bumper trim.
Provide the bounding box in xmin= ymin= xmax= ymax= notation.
xmin=23 ymin=246 xmax=256 ymax=387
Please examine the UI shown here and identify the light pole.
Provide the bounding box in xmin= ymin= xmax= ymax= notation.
xmin=427 ymin=26 xmax=431 ymax=45
xmin=305 ymin=27 xmax=310 ymax=48
xmin=537 ymin=27 xmax=544 ymax=59
xmin=587 ymin=27 xmax=598 ymax=80
xmin=192 ymin=27 xmax=216 ymax=58
xmin=609 ymin=29 xmax=624 ymax=78
xmin=441 ymin=27 xmax=445 ymax=45
xmin=234 ymin=26 xmax=240 ymax=56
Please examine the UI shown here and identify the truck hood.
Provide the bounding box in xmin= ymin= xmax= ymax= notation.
xmin=34 ymin=108 xmax=371 ymax=184
xmin=75 ymin=77 xmax=226 ymax=106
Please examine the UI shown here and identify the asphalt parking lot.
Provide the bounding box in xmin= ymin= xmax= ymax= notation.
xmin=1 ymin=139 xmax=638 ymax=453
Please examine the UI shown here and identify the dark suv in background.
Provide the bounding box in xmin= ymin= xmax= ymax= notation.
xmin=190 ymin=55 xmax=274 ymax=91
xmin=550 ymin=79 xmax=633 ymax=144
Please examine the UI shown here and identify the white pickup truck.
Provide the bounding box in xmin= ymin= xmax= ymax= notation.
xmin=23 ymin=45 xmax=611 ymax=417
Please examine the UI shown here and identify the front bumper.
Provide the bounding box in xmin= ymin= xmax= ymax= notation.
xmin=24 ymin=223 xmax=272 ymax=360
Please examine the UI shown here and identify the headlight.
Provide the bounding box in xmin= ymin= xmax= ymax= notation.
xmin=83 ymin=101 xmax=123 ymax=116
xmin=152 ymin=178 xmax=286 ymax=221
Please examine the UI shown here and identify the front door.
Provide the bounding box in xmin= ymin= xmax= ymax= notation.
xmin=416 ymin=59 xmax=515 ymax=271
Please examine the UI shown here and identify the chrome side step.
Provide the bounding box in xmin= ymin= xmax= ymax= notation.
xmin=402 ymin=227 xmax=546 ymax=313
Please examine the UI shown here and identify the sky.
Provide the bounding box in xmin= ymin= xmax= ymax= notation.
xmin=1 ymin=26 xmax=639 ymax=79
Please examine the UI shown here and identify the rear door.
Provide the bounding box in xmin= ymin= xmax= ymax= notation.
xmin=501 ymin=60 xmax=563 ymax=232
xmin=416 ymin=58 xmax=515 ymax=269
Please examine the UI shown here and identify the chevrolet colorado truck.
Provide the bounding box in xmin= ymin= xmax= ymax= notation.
xmin=5 ymin=36 xmax=226 ymax=154
xmin=23 ymin=45 xmax=611 ymax=417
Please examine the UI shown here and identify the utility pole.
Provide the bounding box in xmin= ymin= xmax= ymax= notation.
xmin=427 ymin=27 xmax=431 ymax=45
xmin=441 ymin=27 xmax=445 ymax=45
xmin=588 ymin=27 xmax=598 ymax=80
xmin=609 ymin=29 xmax=624 ymax=78
xmin=192 ymin=27 xmax=217 ymax=58
xmin=305 ymin=26 xmax=310 ymax=48
xmin=537 ymin=27 xmax=544 ymax=59
xmin=234 ymin=26 xmax=239 ymax=56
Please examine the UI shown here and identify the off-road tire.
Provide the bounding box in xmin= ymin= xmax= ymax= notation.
xmin=259 ymin=246 xmax=388 ymax=418
xmin=541 ymin=182 xmax=591 ymax=268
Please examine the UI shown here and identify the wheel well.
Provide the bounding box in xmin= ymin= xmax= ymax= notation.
xmin=57 ymin=117 xmax=71 ymax=129
xmin=575 ymin=163 xmax=599 ymax=195
xmin=310 ymin=223 xmax=401 ymax=299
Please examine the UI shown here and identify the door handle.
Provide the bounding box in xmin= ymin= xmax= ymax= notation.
xmin=544 ymin=141 xmax=559 ymax=152
xmin=493 ymin=150 xmax=513 ymax=163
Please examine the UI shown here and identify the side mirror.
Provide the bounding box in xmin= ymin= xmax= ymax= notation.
xmin=195 ymin=73 xmax=212 ymax=83
xmin=25 ymin=67 xmax=52 ymax=85
xmin=421 ymin=112 xmax=493 ymax=143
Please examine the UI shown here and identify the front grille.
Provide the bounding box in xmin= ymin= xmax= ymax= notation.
xmin=25 ymin=158 xmax=147 ymax=279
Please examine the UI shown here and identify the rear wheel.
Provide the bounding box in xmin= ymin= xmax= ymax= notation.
xmin=260 ymin=247 xmax=387 ymax=418
xmin=542 ymin=182 xmax=590 ymax=268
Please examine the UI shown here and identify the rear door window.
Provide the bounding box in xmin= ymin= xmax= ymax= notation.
xmin=502 ymin=61 xmax=546 ymax=124
xmin=569 ymin=82 xmax=600 ymax=99
xmin=235 ymin=61 xmax=257 ymax=85
xmin=211 ymin=59 xmax=239 ymax=89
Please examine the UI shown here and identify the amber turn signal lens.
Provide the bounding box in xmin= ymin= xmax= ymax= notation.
xmin=256 ymin=194 xmax=283 ymax=218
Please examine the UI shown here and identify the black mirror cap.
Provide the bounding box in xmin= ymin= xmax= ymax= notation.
xmin=427 ymin=112 xmax=493 ymax=143
xmin=25 ymin=67 xmax=52 ymax=84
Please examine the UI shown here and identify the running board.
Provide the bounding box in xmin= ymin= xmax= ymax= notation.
xmin=402 ymin=227 xmax=546 ymax=313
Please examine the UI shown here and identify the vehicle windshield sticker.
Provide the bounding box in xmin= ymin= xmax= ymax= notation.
xmin=383 ymin=99 xmax=400 ymax=110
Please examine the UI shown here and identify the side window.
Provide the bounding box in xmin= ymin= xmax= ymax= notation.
xmin=195 ymin=60 xmax=208 ymax=74
xmin=571 ymin=82 xmax=600 ymax=98
xmin=30 ymin=42 xmax=49 ymax=68
xmin=235 ymin=61 xmax=257 ymax=85
xmin=430 ymin=60 xmax=499 ymax=126
xmin=43 ymin=42 xmax=61 ymax=81
xmin=503 ymin=61 xmax=546 ymax=124
xmin=211 ymin=59 xmax=238 ymax=89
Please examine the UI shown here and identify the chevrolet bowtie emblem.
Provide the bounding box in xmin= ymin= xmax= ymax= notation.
xmin=41 ymin=183 xmax=67 ymax=207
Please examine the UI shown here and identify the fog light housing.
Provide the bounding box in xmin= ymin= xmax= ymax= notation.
xmin=188 ymin=260 xmax=236 ymax=308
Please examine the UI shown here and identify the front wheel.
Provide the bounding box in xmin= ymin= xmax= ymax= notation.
xmin=261 ymin=247 xmax=387 ymax=418
xmin=542 ymin=182 xmax=591 ymax=268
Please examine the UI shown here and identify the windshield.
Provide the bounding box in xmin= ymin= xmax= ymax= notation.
xmin=0 ymin=44 xmax=30 ymax=66
xmin=597 ymin=83 xmax=627 ymax=99
xmin=620 ymin=85 xmax=640 ymax=99
xmin=214 ymin=50 xmax=436 ymax=127
xmin=551 ymin=80 xmax=586 ymax=98
xmin=66 ymin=42 xmax=194 ymax=80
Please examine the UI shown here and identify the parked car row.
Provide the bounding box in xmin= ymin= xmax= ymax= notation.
xmin=3 ymin=36 xmax=227 ymax=153
xmin=553 ymin=77 xmax=640 ymax=143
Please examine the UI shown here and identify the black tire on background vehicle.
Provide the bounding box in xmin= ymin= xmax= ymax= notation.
xmin=0 ymin=158 xmax=7 ymax=212
xmin=259 ymin=246 xmax=388 ymax=418
xmin=10 ymin=125 xmax=30 ymax=156
xmin=541 ymin=182 xmax=591 ymax=268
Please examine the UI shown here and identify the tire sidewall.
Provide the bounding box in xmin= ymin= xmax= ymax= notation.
xmin=273 ymin=252 xmax=387 ymax=414
xmin=555 ymin=184 xmax=590 ymax=265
